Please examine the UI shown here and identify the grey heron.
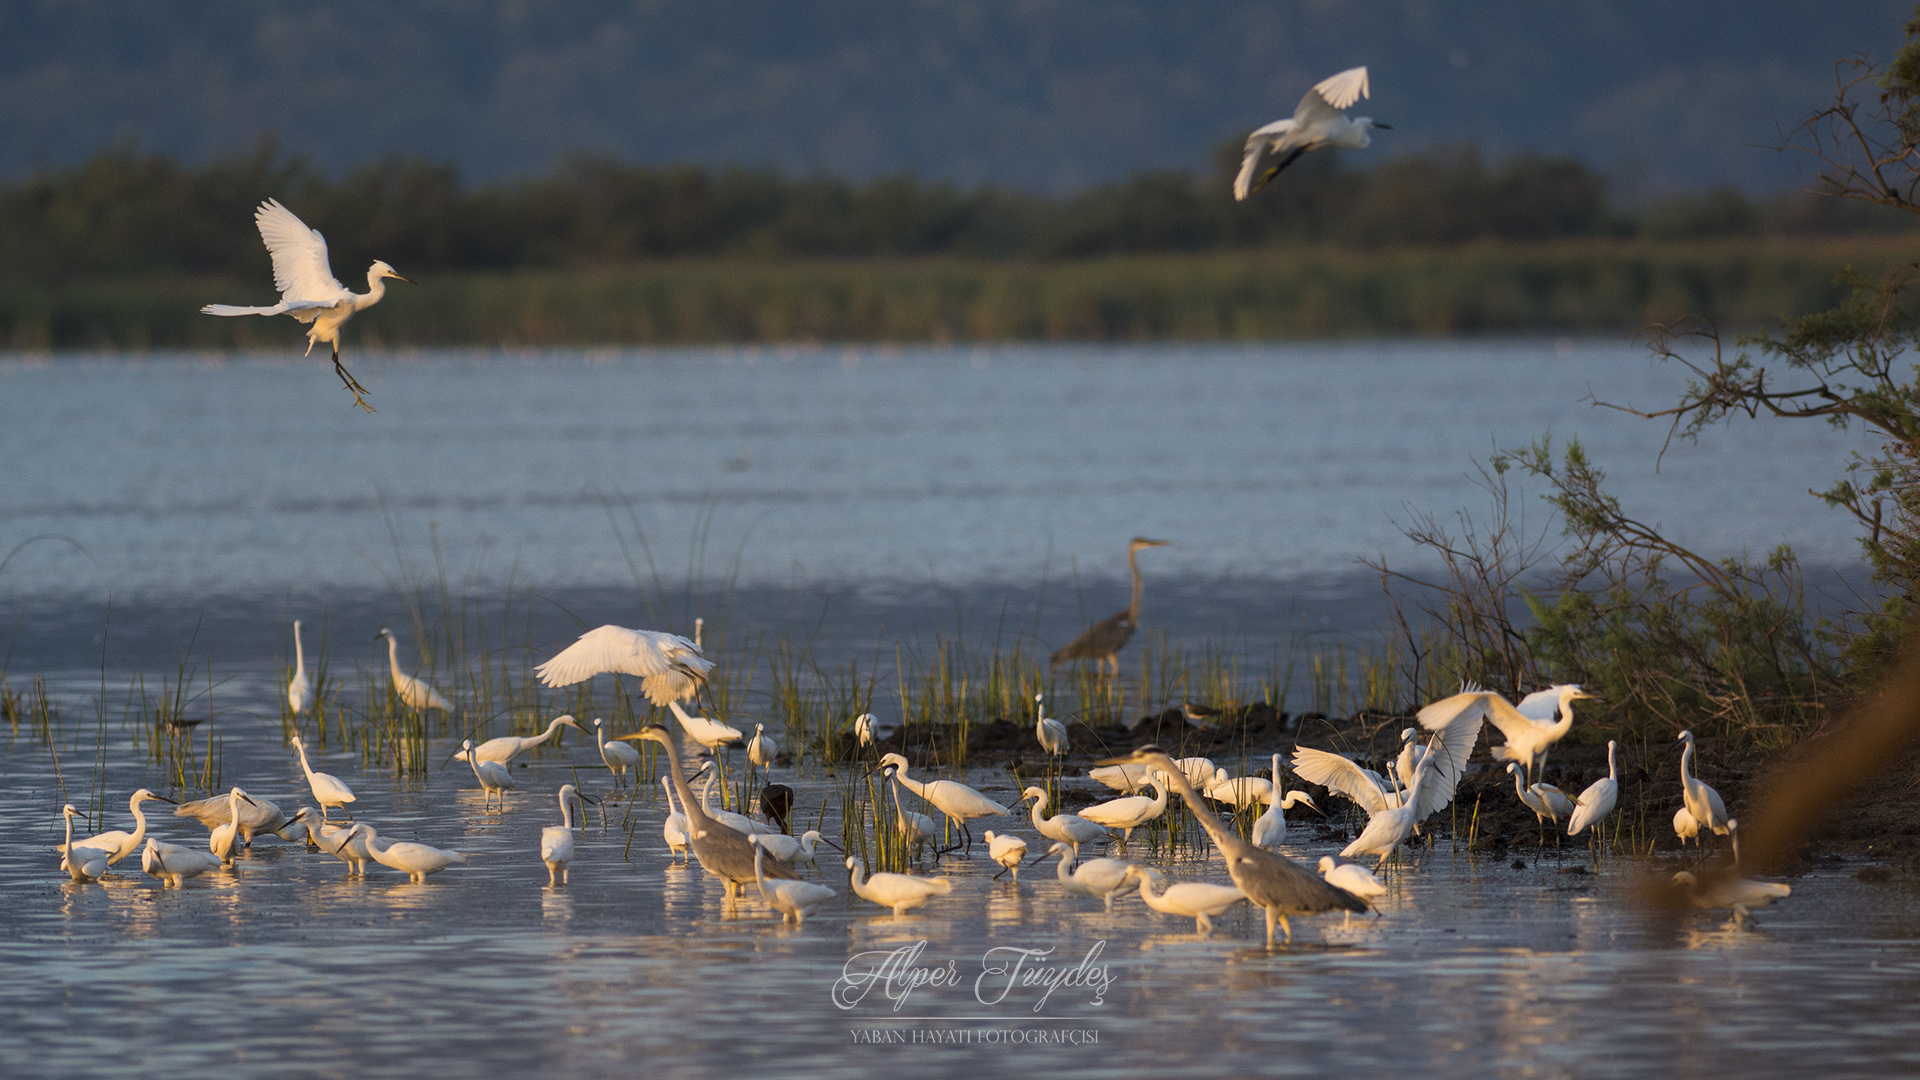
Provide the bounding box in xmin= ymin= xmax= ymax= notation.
xmin=1050 ymin=537 xmax=1170 ymax=674
xmin=1234 ymin=66 xmax=1389 ymax=201
xmin=1095 ymin=744 xmax=1367 ymax=945
xmin=621 ymin=724 xmax=799 ymax=898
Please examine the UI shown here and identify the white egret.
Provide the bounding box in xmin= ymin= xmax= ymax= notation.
xmin=875 ymin=752 xmax=1010 ymax=852
xmin=1672 ymin=866 xmax=1791 ymax=925
xmin=534 ymin=625 xmax=712 ymax=707
xmin=749 ymin=830 xmax=834 ymax=866
xmin=1170 ymin=757 xmax=1219 ymax=791
xmin=755 ymin=845 xmax=837 ymax=924
xmin=1317 ymin=856 xmax=1387 ymax=925
xmin=374 ymin=629 xmax=452 ymax=714
xmin=853 ymin=712 xmax=900 ymax=747
xmin=1077 ymin=771 xmax=1169 ymax=843
xmin=142 ymin=837 xmax=222 ymax=888
xmin=456 ymin=715 xmax=583 ymax=766
xmin=323 ymin=818 xmax=374 ymax=875
xmin=1674 ymin=806 xmax=1701 ymax=848
xmin=1088 ymin=762 xmax=1155 ymax=793
xmin=1677 ymin=730 xmax=1732 ymax=836
xmin=984 ymin=830 xmax=1029 ymax=880
xmin=697 ymin=767 xmax=778 ymax=836
xmin=1020 ymin=786 xmax=1109 ymax=858
xmin=174 ymin=789 xmax=289 ymax=846
xmin=593 ymin=718 xmax=641 ymax=786
xmin=60 ymin=788 xmax=172 ymax=863
xmin=288 ymin=619 xmax=311 ymax=716
xmin=1292 ymin=747 xmax=1418 ymax=820
xmin=283 ymin=806 xmax=332 ymax=852
xmin=1252 ymin=755 xmax=1319 ymax=851
xmin=289 ymin=735 xmax=355 ymax=821
xmin=664 ymin=701 xmax=743 ymax=752
xmin=1234 ymin=66 xmax=1387 ymax=201
xmin=1567 ymin=741 xmax=1620 ymax=837
xmin=637 ymin=725 xmax=798 ymax=899
xmin=208 ymin=788 xmax=261 ymax=866
xmin=358 ymin=824 xmax=467 ymax=883
xmin=1096 ymin=744 xmax=1367 ymax=944
xmin=883 ymin=765 xmax=941 ymax=857
xmin=541 ymin=784 xmax=588 ymax=886
xmin=1135 ymin=867 xmax=1246 ymax=935
xmin=1046 ymin=842 xmax=1141 ymax=913
xmin=1507 ymin=763 xmax=1575 ymax=826
xmin=1204 ymin=768 xmax=1273 ymax=810
xmin=200 ymin=198 xmax=410 ymax=411
xmin=464 ymin=739 xmax=516 ymax=810
xmin=59 ymin=806 xmax=111 ymax=882
xmin=1034 ymin=694 xmax=1068 ymax=756
xmin=1340 ymin=739 xmax=1442 ymax=868
xmin=747 ymin=723 xmax=780 ymax=768
xmin=1049 ymin=537 xmax=1170 ymax=673
xmin=660 ymin=775 xmax=691 ymax=861
xmin=845 ymin=856 xmax=952 ymax=916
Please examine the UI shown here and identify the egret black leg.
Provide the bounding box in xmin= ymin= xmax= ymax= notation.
xmin=332 ymin=344 xmax=376 ymax=412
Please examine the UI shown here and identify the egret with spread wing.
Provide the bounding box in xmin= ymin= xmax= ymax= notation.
xmin=1235 ymin=66 xmax=1388 ymax=201
xmin=200 ymin=199 xmax=409 ymax=411
xmin=535 ymin=625 xmax=712 ymax=707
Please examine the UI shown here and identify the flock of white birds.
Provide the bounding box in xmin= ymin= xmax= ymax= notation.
xmin=52 ymin=616 xmax=1790 ymax=937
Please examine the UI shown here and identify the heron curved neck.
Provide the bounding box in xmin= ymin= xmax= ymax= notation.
xmin=294 ymin=741 xmax=314 ymax=779
xmin=385 ymin=635 xmax=402 ymax=677
xmin=355 ymin=275 xmax=386 ymax=311
xmin=1679 ymin=739 xmax=1695 ymax=785
xmin=1054 ymin=849 xmax=1076 ymax=879
xmin=558 ymin=792 xmax=575 ymax=830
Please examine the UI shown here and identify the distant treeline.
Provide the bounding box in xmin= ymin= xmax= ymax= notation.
xmin=1 ymin=144 xmax=1909 ymax=284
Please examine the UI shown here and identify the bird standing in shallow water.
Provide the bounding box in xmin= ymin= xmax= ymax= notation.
xmin=1021 ymin=786 xmax=1109 ymax=859
xmin=1135 ymin=868 xmax=1246 ymax=935
xmin=633 ymin=725 xmax=797 ymax=900
xmin=1050 ymin=538 xmax=1170 ymax=674
xmin=594 ymin=718 xmax=640 ymax=786
xmin=201 ymin=199 xmax=409 ymax=411
xmin=1567 ymin=741 xmax=1620 ymax=837
xmin=375 ymin=629 xmax=452 ymax=714
xmin=1034 ymin=694 xmax=1069 ymax=757
xmin=60 ymin=789 xmax=173 ymax=864
xmin=874 ymin=752 xmax=1009 ymax=852
xmin=984 ymin=831 xmax=1028 ymax=880
xmin=59 ymin=806 xmax=110 ymax=882
xmin=541 ymin=784 xmax=592 ymax=886
xmin=845 ymin=856 xmax=951 ymax=916
xmin=289 ymin=736 xmax=355 ymax=821
xmin=756 ymin=845 xmax=837 ymax=924
xmin=288 ymin=620 xmax=311 ymax=716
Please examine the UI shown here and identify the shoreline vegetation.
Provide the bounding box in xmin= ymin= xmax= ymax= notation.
xmin=6 ymin=238 xmax=1914 ymax=350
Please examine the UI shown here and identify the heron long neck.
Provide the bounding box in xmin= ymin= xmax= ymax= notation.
xmin=1127 ymin=546 xmax=1146 ymax=621
xmin=649 ymin=738 xmax=713 ymax=832
xmin=558 ymin=791 xmax=575 ymax=830
xmin=891 ymin=764 xmax=925 ymax=797
xmin=355 ymin=273 xmax=387 ymax=312
xmin=385 ymin=636 xmax=403 ymax=680
xmin=128 ymin=796 xmax=149 ymax=846
xmin=293 ymin=623 xmax=305 ymax=675
xmin=1149 ymin=779 xmax=1167 ymax=812
xmin=1055 ymin=849 xmax=1076 ymax=880
xmin=526 ymin=720 xmax=563 ymax=748
xmin=1607 ymin=742 xmax=1617 ymax=781
xmin=1028 ymin=792 xmax=1050 ymax=828
xmin=1679 ymin=738 xmax=1695 ymax=787
xmin=295 ymin=742 xmax=315 ymax=781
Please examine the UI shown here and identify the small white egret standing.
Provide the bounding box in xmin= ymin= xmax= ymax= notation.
xmin=635 ymin=725 xmax=799 ymax=899
xmin=142 ymin=837 xmax=222 ymax=888
xmin=845 ymin=856 xmax=952 ymax=916
xmin=174 ymin=788 xmax=289 ymax=846
xmin=1672 ymin=860 xmax=1791 ymax=926
xmin=375 ymin=629 xmax=452 ymax=714
xmin=749 ymin=830 xmax=834 ymax=867
xmin=201 ymin=198 xmax=410 ymax=411
xmin=535 ymin=625 xmax=712 ymax=707
xmin=60 ymin=788 xmax=173 ymax=864
xmin=853 ymin=712 xmax=900 ymax=748
xmin=357 ymin=824 xmax=468 ymax=883
xmin=883 ymin=765 xmax=942 ymax=857
xmin=208 ymin=787 xmax=264 ymax=866
xmin=1317 ymin=856 xmax=1387 ymax=925
xmin=1234 ymin=66 xmax=1388 ymax=201
xmin=747 ymin=723 xmax=780 ymax=769
xmin=660 ymin=775 xmax=691 ymax=861
xmin=541 ymin=784 xmax=591 ymax=886
xmin=1677 ymin=730 xmax=1732 ymax=836
xmin=59 ymin=806 xmax=111 ymax=882
xmin=1046 ymin=842 xmax=1142 ymax=913
xmin=1034 ymin=694 xmax=1068 ymax=757
xmin=1020 ymin=786 xmax=1109 ymax=859
xmin=874 ymin=752 xmax=1010 ymax=852
xmin=1077 ymin=771 xmax=1170 ymax=844
xmin=593 ymin=718 xmax=641 ymax=786
xmin=456 ymin=714 xmax=583 ymax=766
xmin=1674 ymin=806 xmax=1701 ymax=848
xmin=1507 ymin=763 xmax=1575 ymax=826
xmin=1567 ymin=741 xmax=1620 ymax=837
xmin=1204 ymin=768 xmax=1274 ymax=810
xmin=983 ymin=830 xmax=1029 ymax=880
xmin=1135 ymin=867 xmax=1247 ymax=935
xmin=289 ymin=735 xmax=355 ymax=821
xmin=1252 ymin=755 xmax=1319 ymax=851
xmin=755 ymin=845 xmax=838 ymax=924
xmin=288 ymin=620 xmax=311 ymax=716
xmin=464 ymin=739 xmax=516 ymax=811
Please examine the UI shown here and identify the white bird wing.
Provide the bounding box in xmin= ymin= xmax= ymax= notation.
xmin=534 ymin=625 xmax=711 ymax=687
xmin=1310 ymin=65 xmax=1370 ymax=111
xmin=1410 ymin=724 xmax=1480 ymax=821
xmin=1234 ymin=119 xmax=1296 ymax=201
xmin=1480 ymin=694 xmax=1548 ymax=745
xmin=254 ymin=198 xmax=346 ymax=302
xmin=1290 ymin=747 xmax=1391 ymax=815
xmin=201 ymin=299 xmax=336 ymax=317
xmin=1515 ymin=687 xmax=1564 ymax=722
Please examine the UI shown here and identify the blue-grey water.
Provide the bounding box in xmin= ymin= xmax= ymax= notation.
xmin=0 ymin=342 xmax=1902 ymax=1077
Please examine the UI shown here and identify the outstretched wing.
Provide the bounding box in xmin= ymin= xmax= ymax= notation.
xmin=1515 ymin=687 xmax=1563 ymax=722
xmin=1290 ymin=746 xmax=1392 ymax=815
xmin=535 ymin=625 xmax=713 ymax=703
xmin=1311 ymin=65 xmax=1370 ymax=111
xmin=201 ymin=300 xmax=335 ymax=317
xmin=254 ymin=199 xmax=345 ymax=303
xmin=1234 ymin=119 xmax=1297 ymax=201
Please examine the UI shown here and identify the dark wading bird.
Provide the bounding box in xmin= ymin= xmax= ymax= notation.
xmin=201 ymin=199 xmax=411 ymax=412
xmin=618 ymin=724 xmax=798 ymax=898
xmin=1051 ymin=538 xmax=1170 ymax=674
xmin=1095 ymin=744 xmax=1367 ymax=945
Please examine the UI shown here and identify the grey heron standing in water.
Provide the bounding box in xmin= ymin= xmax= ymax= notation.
xmin=620 ymin=724 xmax=799 ymax=900
xmin=1051 ymin=537 xmax=1170 ymax=674
xmin=1095 ymin=744 xmax=1367 ymax=945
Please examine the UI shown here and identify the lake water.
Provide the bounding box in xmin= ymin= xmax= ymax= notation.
xmin=0 ymin=341 xmax=1901 ymax=1077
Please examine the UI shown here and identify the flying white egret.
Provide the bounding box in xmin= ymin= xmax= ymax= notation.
xmin=1096 ymin=744 xmax=1367 ymax=945
xmin=1317 ymin=856 xmax=1387 ymax=925
xmin=1234 ymin=66 xmax=1388 ymax=201
xmin=176 ymin=789 xmax=288 ymax=845
xmin=1047 ymin=843 xmax=1142 ymax=913
xmin=455 ymin=715 xmax=583 ymax=766
xmin=660 ymin=775 xmax=691 ymax=861
xmin=593 ymin=718 xmax=641 ymax=786
xmin=1204 ymin=767 xmax=1274 ymax=810
xmin=374 ymin=629 xmax=452 ymax=714
xmin=749 ymin=829 xmax=834 ymax=866
xmin=1050 ymin=537 xmax=1170 ymax=673
xmin=1020 ymin=786 xmax=1109 ymax=859
xmin=1508 ymin=763 xmax=1575 ymax=826
xmin=1034 ymin=694 xmax=1068 ymax=756
xmin=60 ymin=788 xmax=173 ymax=863
xmin=747 ymin=724 xmax=780 ymax=769
xmin=357 ymin=824 xmax=467 ymax=883
xmin=1252 ymin=755 xmax=1319 ymax=851
xmin=59 ymin=806 xmax=111 ymax=882
xmin=755 ymin=845 xmax=838 ymax=924
xmin=883 ymin=765 xmax=941 ymax=857
xmin=983 ymin=830 xmax=1029 ymax=880
xmin=463 ymin=739 xmax=516 ymax=810
xmin=1567 ymin=741 xmax=1620 ymax=837
xmin=1677 ymin=730 xmax=1732 ymax=836
xmin=142 ymin=837 xmax=223 ymax=888
xmin=534 ymin=625 xmax=712 ymax=707
xmin=201 ymin=198 xmax=409 ymax=411
xmin=636 ymin=725 xmax=798 ymax=899
xmin=1135 ymin=867 xmax=1247 ymax=935
xmin=541 ymin=784 xmax=590 ymax=886
xmin=288 ymin=620 xmax=311 ymax=716
xmin=1076 ymin=771 xmax=1169 ymax=843
xmin=874 ymin=752 xmax=1010 ymax=852
xmin=289 ymin=736 xmax=355 ymax=821
xmin=845 ymin=856 xmax=952 ymax=916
